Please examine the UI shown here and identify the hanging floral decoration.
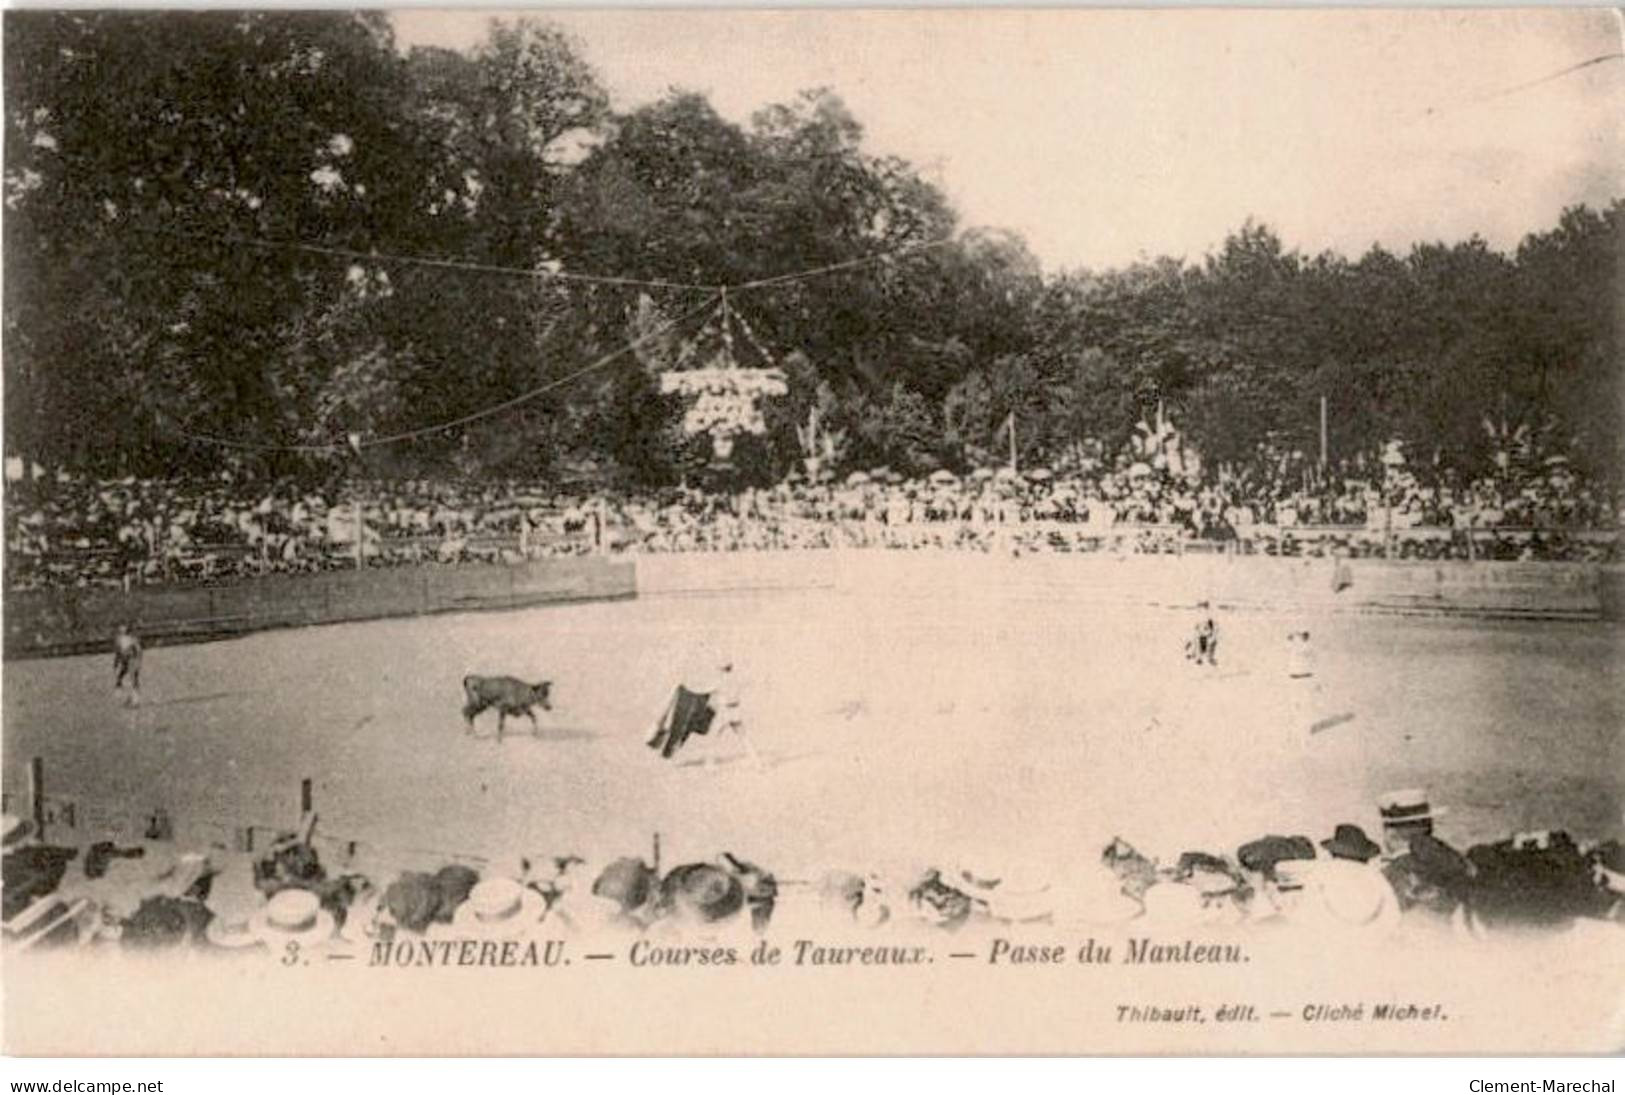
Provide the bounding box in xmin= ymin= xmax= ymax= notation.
xmin=662 ymin=365 xmax=788 ymax=435
xmin=659 ymin=296 xmax=790 ymax=461
xmin=661 ymin=358 xmax=788 ymax=461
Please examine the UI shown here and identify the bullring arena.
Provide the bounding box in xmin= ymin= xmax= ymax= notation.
xmin=5 ymin=551 xmax=1619 ymax=887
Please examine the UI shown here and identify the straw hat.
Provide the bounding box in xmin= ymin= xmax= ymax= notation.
xmin=1313 ymin=864 xmax=1401 ymax=934
xmin=951 ymin=862 xmax=1056 ymax=924
xmin=246 ymin=889 xmax=336 ymax=949
xmin=450 ymin=878 xmax=548 ymax=939
xmin=1284 ymin=861 xmax=1401 ymax=936
xmin=1377 ymin=788 xmax=1441 ymax=823
xmin=1377 ymin=788 xmax=1445 ymax=852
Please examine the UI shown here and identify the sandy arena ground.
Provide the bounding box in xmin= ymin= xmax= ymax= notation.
xmin=3 ymin=581 xmax=1621 ymax=881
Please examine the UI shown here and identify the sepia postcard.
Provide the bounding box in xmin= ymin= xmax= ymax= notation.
xmin=1 ymin=6 xmax=1621 ymax=1057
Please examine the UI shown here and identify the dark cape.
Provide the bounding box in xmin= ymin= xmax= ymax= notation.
xmin=647 ymin=686 xmax=717 ymax=759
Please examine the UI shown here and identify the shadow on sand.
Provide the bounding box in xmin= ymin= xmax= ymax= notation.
xmin=675 ymin=749 xmax=818 ymax=771
xmin=465 ymin=724 xmax=600 ymax=743
xmin=141 ymin=689 xmax=261 ymax=708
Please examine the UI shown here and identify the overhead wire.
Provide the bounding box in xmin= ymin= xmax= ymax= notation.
xmin=137 ymin=225 xmax=721 ymax=294
xmin=1422 ymin=51 xmax=1624 ymax=117
xmin=727 ymin=237 xmax=955 ymax=293
xmin=170 ymin=291 xmax=722 ymax=454
xmin=136 ymin=223 xmax=954 ymax=295
xmin=358 ymin=290 xmax=721 ymax=448
xmin=167 ymin=427 xmax=347 ymax=456
xmin=144 ymin=229 xmax=956 ymax=454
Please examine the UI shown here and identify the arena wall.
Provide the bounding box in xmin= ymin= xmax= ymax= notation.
xmin=631 ymin=551 xmax=841 ymax=596
xmin=4 ymin=551 xmax=1607 ymax=659
xmin=638 ymin=549 xmax=1605 ymax=620
xmin=1601 ymin=566 xmax=1625 ymax=623
xmin=2 ymin=556 xmax=635 ymax=658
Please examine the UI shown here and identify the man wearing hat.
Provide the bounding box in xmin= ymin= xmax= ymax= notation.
xmin=553 ymin=856 xmax=658 ymax=934
xmin=950 ymin=859 xmax=1056 ymax=925
xmin=1382 ymin=832 xmax=1472 ymax=925
xmin=1376 ymin=789 xmax=1441 ymax=856
xmin=656 ymin=862 xmax=747 ymax=930
xmin=1237 ymin=834 xmax=1317 ymax=879
xmin=651 ymin=651 xmax=759 ymax=767
xmin=1275 ymin=859 xmax=1401 ymax=938
xmin=705 ymin=658 xmax=744 ymax=739
xmin=245 ymin=888 xmax=337 ymax=953
xmin=1321 ymin=824 xmax=1382 ymax=864
xmin=1286 ymin=630 xmax=1315 ymax=680
xmin=647 ymin=664 xmax=725 ymax=762
xmin=448 ymin=877 xmax=548 ymax=940
xmin=1185 ymin=609 xmax=1218 ymax=668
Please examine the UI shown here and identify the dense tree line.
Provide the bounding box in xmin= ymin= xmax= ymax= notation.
xmin=4 ymin=12 xmax=1619 ymax=491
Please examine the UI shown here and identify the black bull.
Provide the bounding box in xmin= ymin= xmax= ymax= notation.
xmin=462 ymin=675 xmax=552 ymax=740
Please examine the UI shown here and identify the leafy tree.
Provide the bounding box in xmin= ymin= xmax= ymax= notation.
xmin=3 ymin=13 xmax=1618 ymax=497
xmin=4 ymin=11 xmax=425 ymax=473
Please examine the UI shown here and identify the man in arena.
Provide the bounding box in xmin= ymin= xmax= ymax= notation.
xmin=1287 ymin=630 xmax=1315 ymax=679
xmin=113 ymin=623 xmax=143 ymax=706
xmin=649 ymin=654 xmax=758 ymax=766
xmin=1186 ymin=609 xmax=1219 ymax=668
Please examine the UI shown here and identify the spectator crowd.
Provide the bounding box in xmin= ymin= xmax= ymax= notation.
xmin=4 ymin=449 xmax=1618 ymax=591
xmin=3 ymin=784 xmax=1622 ymax=956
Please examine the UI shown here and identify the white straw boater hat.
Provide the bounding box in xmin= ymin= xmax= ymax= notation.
xmin=951 ymin=861 xmax=1056 ymax=924
xmin=450 ymin=878 xmax=548 ymax=938
xmin=246 ymin=889 xmax=336 ymax=949
xmin=1277 ymin=860 xmax=1400 ymax=936
xmin=1377 ymin=788 xmax=1445 ymax=833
